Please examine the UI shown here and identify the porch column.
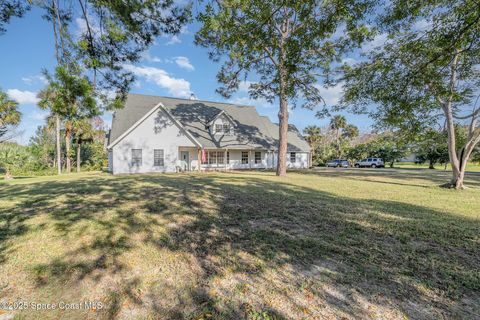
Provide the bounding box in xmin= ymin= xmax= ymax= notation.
xmin=249 ymin=150 xmax=252 ymax=169
xmin=197 ymin=148 xmax=201 ymax=172
xmin=225 ymin=149 xmax=228 ymax=172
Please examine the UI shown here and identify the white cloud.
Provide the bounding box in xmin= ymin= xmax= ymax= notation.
xmin=166 ymin=35 xmax=181 ymax=45
xmin=179 ymin=25 xmax=190 ymax=35
xmin=173 ymin=56 xmax=194 ymax=71
xmin=413 ymin=19 xmax=432 ymax=32
xmin=362 ymin=33 xmax=388 ymax=53
xmin=141 ymin=51 xmax=161 ymax=63
xmin=315 ymin=83 xmax=344 ymax=106
xmin=342 ymin=57 xmax=359 ymax=66
xmin=123 ymin=64 xmax=191 ymax=98
xmin=238 ymin=80 xmax=255 ymax=93
xmin=29 ymin=109 xmax=49 ymax=121
xmin=22 ymin=75 xmax=47 ymax=86
xmin=75 ymin=17 xmax=101 ymax=38
xmin=7 ymin=89 xmax=39 ymax=104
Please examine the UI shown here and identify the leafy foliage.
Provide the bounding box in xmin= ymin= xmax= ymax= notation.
xmin=340 ymin=0 xmax=480 ymax=187
xmin=0 ymin=0 xmax=29 ymax=34
xmin=29 ymin=124 xmax=57 ymax=170
xmin=415 ymin=126 xmax=467 ymax=169
xmin=3 ymin=0 xmax=190 ymax=108
xmin=347 ymin=133 xmax=409 ymax=167
xmin=304 ymin=117 xmax=360 ymax=165
xmin=0 ymin=88 xmax=21 ymax=143
xmin=0 ymin=142 xmax=37 ymax=177
xmin=73 ymin=0 xmax=191 ymax=108
xmin=38 ymin=64 xmax=98 ymax=120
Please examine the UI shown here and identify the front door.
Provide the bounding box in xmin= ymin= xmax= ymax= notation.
xmin=180 ymin=151 xmax=190 ymax=171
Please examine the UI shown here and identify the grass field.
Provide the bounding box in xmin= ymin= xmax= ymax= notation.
xmin=393 ymin=161 xmax=480 ymax=172
xmin=0 ymin=169 xmax=479 ymax=319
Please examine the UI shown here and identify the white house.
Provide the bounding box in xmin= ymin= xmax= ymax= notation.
xmin=107 ymin=94 xmax=311 ymax=174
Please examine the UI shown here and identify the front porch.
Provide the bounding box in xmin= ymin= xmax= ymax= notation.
xmin=177 ymin=147 xmax=276 ymax=172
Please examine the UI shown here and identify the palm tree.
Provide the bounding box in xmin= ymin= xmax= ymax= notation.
xmin=38 ymin=64 xmax=98 ymax=174
xmin=38 ymin=84 xmax=62 ymax=175
xmin=330 ymin=115 xmax=347 ymax=157
xmin=304 ymin=125 xmax=322 ymax=165
xmin=72 ymin=118 xmax=94 ymax=172
xmin=0 ymin=89 xmax=21 ymax=143
xmin=343 ymin=124 xmax=359 ymax=140
xmin=0 ymin=143 xmax=27 ymax=180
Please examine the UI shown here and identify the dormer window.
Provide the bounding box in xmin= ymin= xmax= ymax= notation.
xmin=210 ymin=111 xmax=235 ymax=135
xmin=213 ymin=123 xmax=233 ymax=135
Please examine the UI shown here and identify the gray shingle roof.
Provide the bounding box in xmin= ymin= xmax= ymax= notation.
xmin=109 ymin=93 xmax=310 ymax=152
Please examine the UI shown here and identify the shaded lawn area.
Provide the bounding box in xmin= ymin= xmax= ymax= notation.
xmin=393 ymin=162 xmax=480 ymax=172
xmin=0 ymin=170 xmax=479 ymax=319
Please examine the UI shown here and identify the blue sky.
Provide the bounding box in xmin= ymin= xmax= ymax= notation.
xmin=0 ymin=6 xmax=374 ymax=145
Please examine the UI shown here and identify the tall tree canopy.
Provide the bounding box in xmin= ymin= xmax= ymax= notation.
xmin=196 ymin=0 xmax=373 ymax=176
xmin=0 ymin=89 xmax=21 ymax=143
xmin=341 ymin=0 xmax=480 ymax=188
xmin=2 ymin=0 xmax=190 ymax=107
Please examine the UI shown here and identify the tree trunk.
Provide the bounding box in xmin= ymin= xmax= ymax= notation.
xmin=389 ymin=161 xmax=394 ymax=168
xmin=76 ymin=142 xmax=81 ymax=173
xmin=65 ymin=128 xmax=72 ymax=173
xmin=443 ymin=49 xmax=465 ymax=189
xmin=56 ymin=115 xmax=62 ymax=175
xmin=429 ymin=159 xmax=435 ymax=169
xmin=4 ymin=169 xmax=13 ymax=180
xmin=277 ymin=96 xmax=288 ymax=176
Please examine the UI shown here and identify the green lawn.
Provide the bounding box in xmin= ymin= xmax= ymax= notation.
xmin=0 ymin=170 xmax=479 ymax=319
xmin=394 ymin=161 xmax=480 ymax=172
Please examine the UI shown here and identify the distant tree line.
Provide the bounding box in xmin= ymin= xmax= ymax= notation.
xmin=304 ymin=120 xmax=479 ymax=169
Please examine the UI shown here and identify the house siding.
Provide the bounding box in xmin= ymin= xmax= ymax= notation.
xmin=111 ymin=108 xmax=196 ymax=174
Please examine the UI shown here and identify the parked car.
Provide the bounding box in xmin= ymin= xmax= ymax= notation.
xmin=354 ymin=158 xmax=385 ymax=168
xmin=326 ymin=159 xmax=350 ymax=168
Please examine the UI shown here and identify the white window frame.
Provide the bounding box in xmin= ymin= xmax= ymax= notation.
xmin=131 ymin=149 xmax=142 ymax=166
xmin=255 ymin=151 xmax=261 ymax=164
xmin=290 ymin=152 xmax=296 ymax=163
xmin=241 ymin=151 xmax=249 ymax=164
xmin=154 ymin=149 xmax=164 ymax=167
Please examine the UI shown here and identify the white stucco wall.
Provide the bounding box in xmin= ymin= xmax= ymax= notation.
xmin=110 ymin=109 xmax=196 ymax=174
xmin=108 ymin=150 xmax=113 ymax=172
xmin=285 ymin=152 xmax=309 ymax=169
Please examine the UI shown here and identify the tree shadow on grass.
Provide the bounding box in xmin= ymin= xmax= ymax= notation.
xmin=0 ymin=173 xmax=479 ymax=319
